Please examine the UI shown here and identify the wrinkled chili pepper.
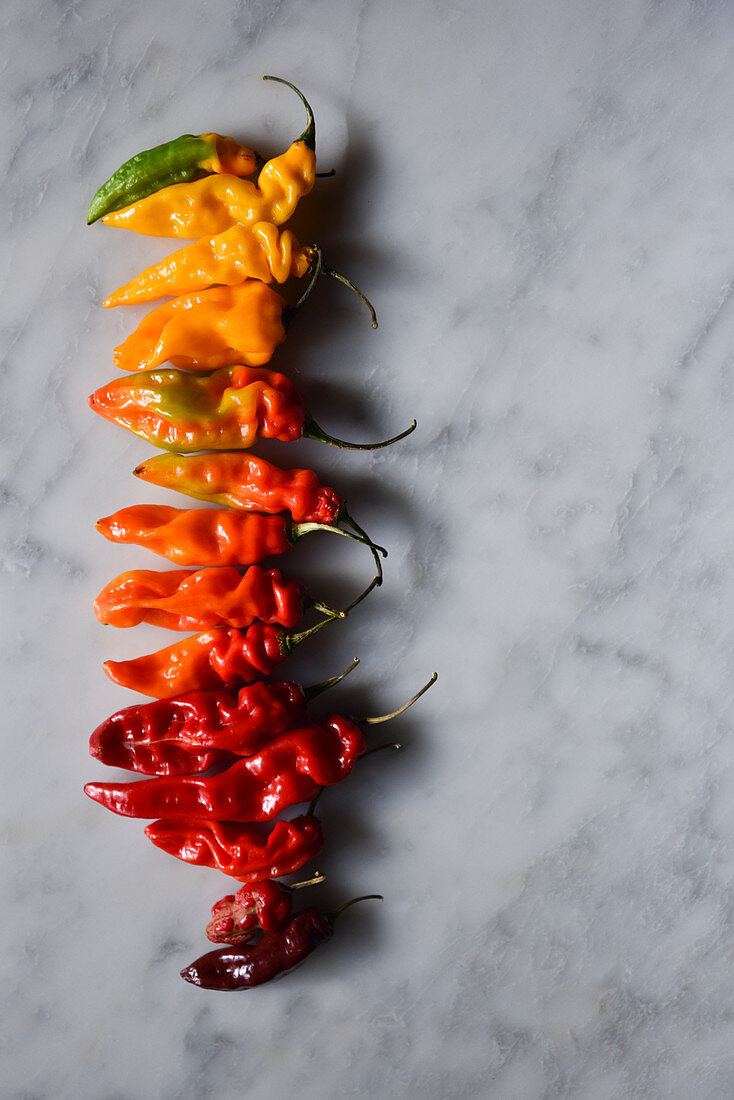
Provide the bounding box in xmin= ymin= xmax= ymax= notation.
xmin=101 ymin=77 xmax=316 ymax=238
xmin=112 ymin=280 xmax=286 ymax=372
xmin=84 ymin=714 xmax=368 ymax=820
xmin=95 ymin=505 xmax=382 ymax=568
xmin=103 ymin=619 xmax=329 ymax=699
xmin=133 ymin=451 xmax=340 ymax=525
xmin=104 ymin=223 xmax=311 ymax=306
xmin=206 ymin=874 xmax=325 ymax=945
xmin=93 ymin=564 xmax=339 ymax=632
xmin=89 ymin=660 xmax=358 ymax=775
xmin=145 ymin=814 xmax=323 ymax=880
xmin=90 ymin=364 xmax=415 ymax=452
xmin=87 ymin=132 xmax=261 ymax=225
xmin=181 ymin=896 xmax=382 ymax=990
xmin=85 ymin=675 xmax=436 ymax=816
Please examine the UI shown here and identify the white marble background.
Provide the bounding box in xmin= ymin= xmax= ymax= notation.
xmin=4 ymin=0 xmax=734 ymax=1096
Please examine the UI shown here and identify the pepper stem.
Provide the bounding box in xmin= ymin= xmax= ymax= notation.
xmin=284 ymin=873 xmax=326 ymax=892
xmin=358 ymin=673 xmax=438 ymax=724
xmin=282 ymin=247 xmax=323 ymax=328
xmin=321 ymin=262 xmax=378 ymax=328
xmin=303 ymin=657 xmax=360 ymax=702
xmin=360 ymin=741 xmax=402 ymax=758
xmin=309 ymin=597 xmax=347 ymax=620
xmin=303 ymin=412 xmax=417 ymax=452
xmin=281 ymin=613 xmax=338 ymax=655
xmin=339 ymin=507 xmax=385 ymax=589
xmin=262 ymin=75 xmax=315 ymax=150
xmin=290 ymin=521 xmax=387 ymax=559
xmin=328 ymin=895 xmax=383 ymax=924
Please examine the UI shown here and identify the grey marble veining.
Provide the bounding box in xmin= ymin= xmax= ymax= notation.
xmin=4 ymin=1 xmax=734 ymax=1097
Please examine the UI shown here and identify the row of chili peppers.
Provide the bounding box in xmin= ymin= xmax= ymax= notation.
xmin=85 ymin=78 xmax=433 ymax=989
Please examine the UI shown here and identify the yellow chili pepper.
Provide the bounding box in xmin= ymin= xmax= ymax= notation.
xmin=112 ymin=281 xmax=286 ymax=372
xmin=103 ymin=223 xmax=313 ymax=307
xmin=101 ymin=77 xmax=316 ymax=238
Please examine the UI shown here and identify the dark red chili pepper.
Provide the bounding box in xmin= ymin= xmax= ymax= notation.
xmin=84 ymin=715 xmax=367 ymax=821
xmin=181 ymin=896 xmax=382 ymax=990
xmin=90 ymin=660 xmax=358 ymax=776
xmin=144 ymin=814 xmax=323 ymax=880
xmin=206 ymin=874 xmax=324 ymax=945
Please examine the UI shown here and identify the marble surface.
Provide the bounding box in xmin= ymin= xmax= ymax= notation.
xmin=5 ymin=0 xmax=734 ymax=1096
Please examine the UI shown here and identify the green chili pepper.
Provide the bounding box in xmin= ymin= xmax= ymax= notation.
xmin=86 ymin=132 xmax=262 ymax=225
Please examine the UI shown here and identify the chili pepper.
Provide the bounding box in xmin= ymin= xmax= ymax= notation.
xmin=133 ymin=451 xmax=342 ymax=525
xmin=103 ymin=620 xmax=327 ymax=699
xmin=112 ymin=280 xmax=286 ymax=373
xmin=145 ymin=814 xmax=323 ymax=880
xmin=90 ymin=364 xmax=416 ymax=452
xmin=101 ymin=77 xmax=316 ymax=238
xmin=89 ymin=660 xmax=358 ymax=775
xmin=93 ymin=564 xmax=337 ymax=632
xmin=103 ymin=222 xmax=310 ymax=306
xmin=181 ymin=896 xmax=382 ymax=990
xmin=85 ymin=675 xmax=437 ymax=817
xmin=206 ymin=874 xmax=324 ymax=945
xmin=87 ymin=132 xmax=261 ymax=225
xmin=95 ymin=505 xmax=382 ymax=568
xmin=84 ymin=714 xmax=367 ymax=820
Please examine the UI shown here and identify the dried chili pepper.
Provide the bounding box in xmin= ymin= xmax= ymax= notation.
xmin=89 ymin=660 xmax=358 ymax=775
xmin=95 ymin=505 xmax=382 ymax=568
xmin=206 ymin=874 xmax=325 ymax=945
xmin=87 ymin=133 xmax=261 ymax=225
xmin=93 ymin=564 xmax=340 ymax=632
xmin=145 ymin=814 xmax=323 ymax=880
xmin=181 ymin=896 xmax=382 ymax=990
xmin=90 ymin=364 xmax=415 ymax=452
xmin=101 ymin=77 xmax=317 ymax=238
xmin=85 ymin=675 xmax=436 ymax=818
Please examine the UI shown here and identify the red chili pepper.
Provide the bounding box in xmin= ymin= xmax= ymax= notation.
xmin=89 ymin=364 xmax=415 ymax=453
xmin=102 ymin=621 xmax=320 ymax=699
xmin=90 ymin=660 xmax=359 ymax=776
xmin=84 ymin=715 xmax=367 ymax=821
xmin=181 ymin=896 xmax=382 ymax=990
xmin=144 ymin=814 xmax=323 ymax=880
xmin=206 ymin=874 xmax=324 ymax=945
xmin=93 ymin=564 xmax=333 ymax=632
xmin=95 ymin=504 xmax=383 ymax=568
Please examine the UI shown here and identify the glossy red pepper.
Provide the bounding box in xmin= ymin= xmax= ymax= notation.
xmin=144 ymin=814 xmax=323 ymax=880
xmin=181 ymin=896 xmax=381 ymax=990
xmin=207 ymin=880 xmax=293 ymax=944
xmin=93 ymin=565 xmax=326 ymax=632
xmin=84 ymin=715 xmax=367 ymax=821
xmin=95 ymin=505 xmax=382 ymax=568
xmin=90 ymin=660 xmax=358 ymax=776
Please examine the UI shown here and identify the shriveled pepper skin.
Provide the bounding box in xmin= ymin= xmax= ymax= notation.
xmin=134 ymin=452 xmax=341 ymax=525
xmin=84 ymin=716 xmax=367 ymax=820
xmin=104 ymin=223 xmax=311 ymax=307
xmin=145 ymin=814 xmax=323 ymax=880
xmin=207 ymin=881 xmax=293 ymax=944
xmin=104 ymin=622 xmax=289 ymax=698
xmin=90 ymin=679 xmax=306 ymax=773
xmin=87 ymin=133 xmax=260 ymax=224
xmin=181 ymin=908 xmax=332 ymax=990
xmin=89 ymin=365 xmax=305 ymax=452
xmin=94 ymin=565 xmax=305 ymax=631
xmin=112 ymin=281 xmax=286 ymax=373
xmin=96 ymin=506 xmax=292 ymax=567
xmin=102 ymin=141 xmax=316 ymax=237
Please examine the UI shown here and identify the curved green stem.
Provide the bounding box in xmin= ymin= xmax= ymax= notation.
xmin=262 ymin=75 xmax=315 ymax=150
xmin=357 ymin=673 xmax=438 ymax=725
xmin=282 ymin=247 xmax=323 ymax=328
xmin=339 ymin=507 xmax=385 ymax=589
xmin=303 ymin=657 xmax=360 ymax=702
xmin=308 ymin=596 xmax=347 ymax=620
xmin=281 ymin=613 xmax=338 ymax=656
xmin=321 ymin=262 xmax=378 ymax=328
xmin=303 ymin=413 xmax=417 ymax=452
xmin=328 ymin=895 xmax=383 ymax=924
xmin=290 ymin=520 xmax=387 ymax=558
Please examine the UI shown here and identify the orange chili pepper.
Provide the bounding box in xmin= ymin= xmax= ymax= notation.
xmin=101 ymin=78 xmax=316 ymax=238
